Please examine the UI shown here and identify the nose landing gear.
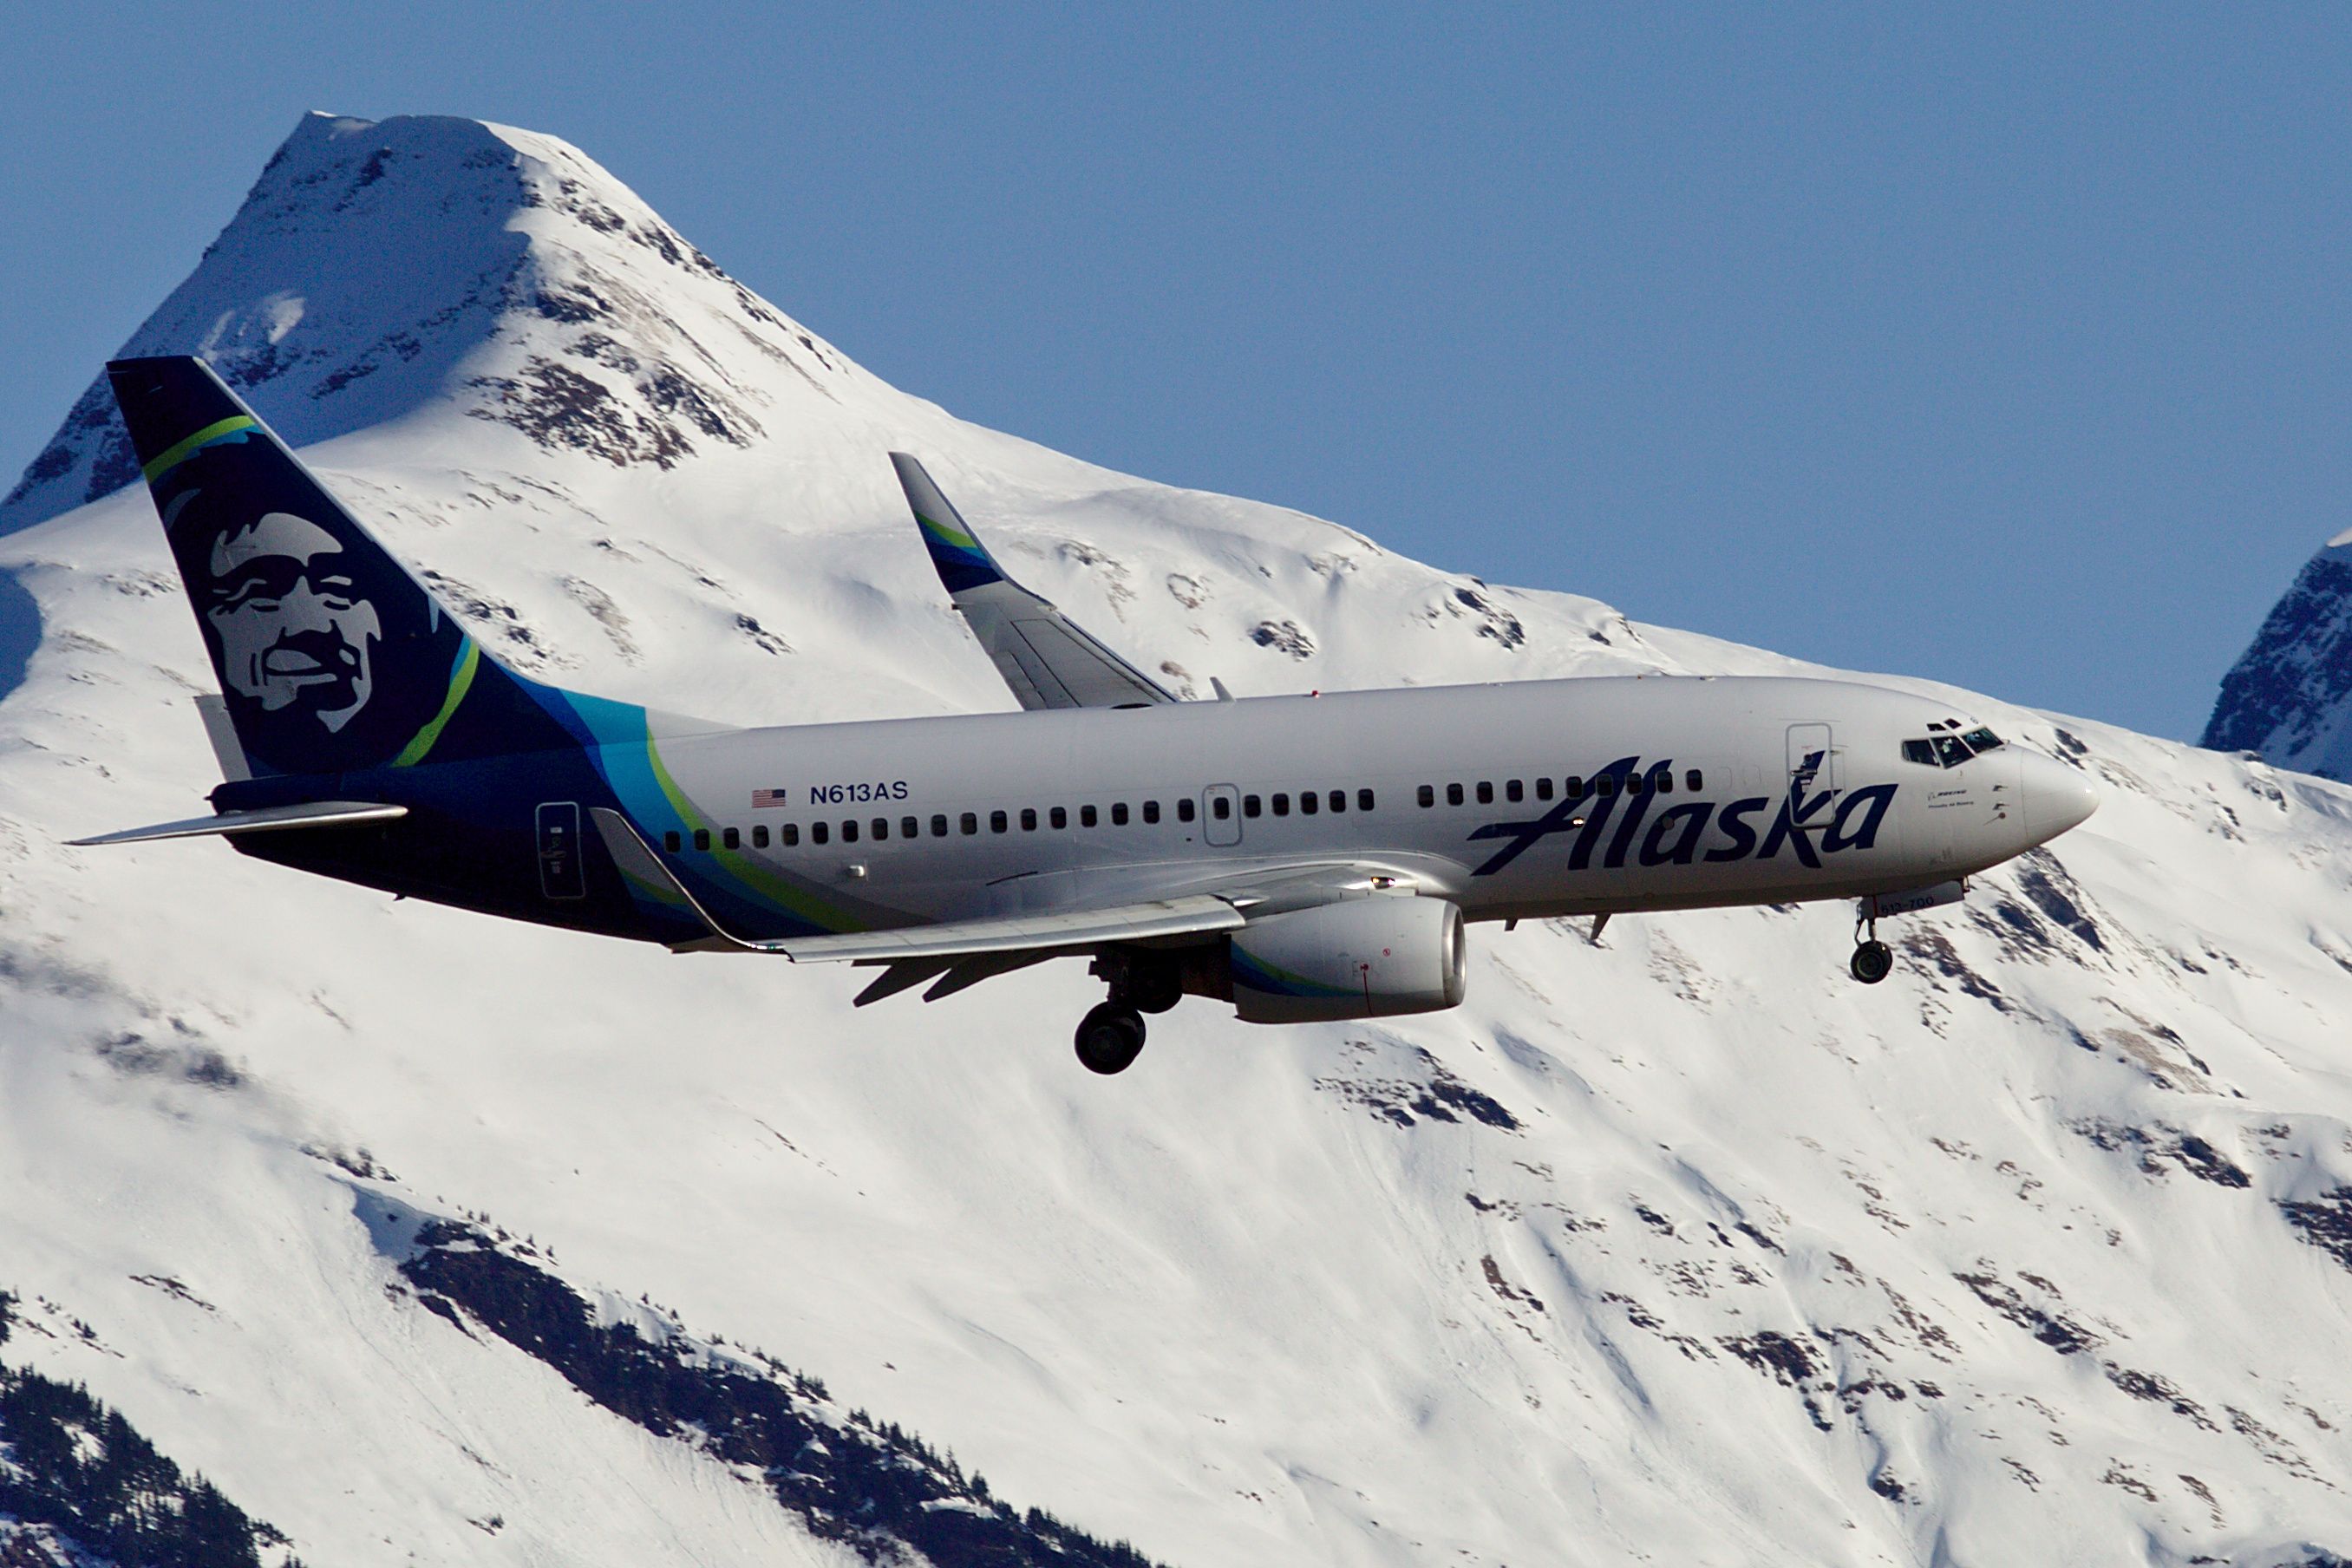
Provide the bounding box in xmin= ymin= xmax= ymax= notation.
xmin=1850 ymin=915 xmax=1894 ymax=984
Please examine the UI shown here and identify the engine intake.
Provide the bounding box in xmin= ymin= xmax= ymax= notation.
xmin=1221 ymin=895 xmax=1467 ymax=1023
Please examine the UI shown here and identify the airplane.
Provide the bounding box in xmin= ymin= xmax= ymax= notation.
xmin=76 ymin=356 xmax=2097 ymax=1075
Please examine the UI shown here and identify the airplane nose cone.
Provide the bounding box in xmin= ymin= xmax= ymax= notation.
xmin=2018 ymin=749 xmax=2099 ymax=840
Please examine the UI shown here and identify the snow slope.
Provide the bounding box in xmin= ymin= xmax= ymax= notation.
xmin=2205 ymin=529 xmax=2352 ymax=784
xmin=5 ymin=112 xmax=2352 ymax=1567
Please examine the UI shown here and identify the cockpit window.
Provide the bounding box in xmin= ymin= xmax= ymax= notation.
xmin=1904 ymin=733 xmax=1989 ymax=768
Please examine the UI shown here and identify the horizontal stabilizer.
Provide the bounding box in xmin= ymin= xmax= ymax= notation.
xmin=889 ymin=453 xmax=1178 ymax=710
xmin=70 ymin=800 xmax=407 ymax=847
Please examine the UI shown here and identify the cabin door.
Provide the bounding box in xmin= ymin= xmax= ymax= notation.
xmin=1786 ymin=724 xmax=1837 ymax=800
xmin=536 ymin=801 xmax=587 ymax=899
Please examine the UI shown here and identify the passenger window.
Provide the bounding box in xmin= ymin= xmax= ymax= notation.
xmin=663 ymin=830 xmax=681 ymax=853
xmin=1627 ymin=773 xmax=1647 ymax=794
xmin=722 ymin=826 xmax=741 ymax=850
xmin=1565 ymin=775 xmax=1584 ymax=798
xmin=1049 ymin=806 xmax=1068 ymax=829
xmin=1418 ymin=785 xmax=1435 ymax=808
xmin=931 ymin=814 xmax=949 ymax=837
xmin=1299 ymin=791 xmax=1317 ymax=815
xmin=782 ymin=823 xmax=800 ymax=847
xmin=1112 ymin=802 xmax=1130 ymax=826
xmin=1081 ymin=804 xmax=1099 ymax=827
xmin=1020 ymin=808 xmax=1038 ymax=831
xmin=1506 ymin=780 xmax=1523 ymax=803
xmin=1656 ymin=771 xmax=1673 ymax=794
xmin=843 ymin=820 xmax=859 ymax=843
xmin=812 ymin=821 xmax=830 ymax=846
xmin=1330 ymin=790 xmax=1346 ymax=813
xmin=1244 ymin=795 xmax=1262 ymax=818
xmin=1211 ymin=796 xmax=1231 ymax=820
xmin=1447 ymin=783 xmax=1464 ymax=807
xmin=990 ymin=810 xmax=1008 ymax=833
xmin=1536 ymin=777 xmax=1553 ymax=800
xmin=1178 ymin=798 xmax=1197 ymax=822
xmin=1685 ymin=769 xmax=1702 ymax=791
xmin=902 ymin=816 xmax=918 ymax=839
xmin=960 ymin=812 xmax=978 ymax=835
xmin=1272 ymin=793 xmax=1290 ymax=817
xmin=872 ymin=819 xmax=888 ymax=840
xmin=1596 ymin=776 xmax=1617 ymax=797
xmin=1357 ymin=788 xmax=1375 ymax=812
xmin=1475 ymin=781 xmax=1493 ymax=805
xmin=694 ymin=828 xmax=711 ymax=852
xmin=1143 ymin=800 xmax=1161 ymax=824
xmin=752 ymin=824 xmax=769 ymax=849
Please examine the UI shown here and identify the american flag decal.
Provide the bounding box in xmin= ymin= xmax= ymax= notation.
xmin=751 ymin=788 xmax=788 ymax=808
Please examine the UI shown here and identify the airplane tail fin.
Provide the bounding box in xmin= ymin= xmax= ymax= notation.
xmin=106 ymin=356 xmax=586 ymax=779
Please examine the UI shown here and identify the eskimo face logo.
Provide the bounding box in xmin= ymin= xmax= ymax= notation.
xmin=203 ymin=512 xmax=382 ymax=734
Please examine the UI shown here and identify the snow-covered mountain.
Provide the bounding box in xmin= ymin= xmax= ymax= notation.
xmin=2205 ymin=532 xmax=2352 ymax=783
xmin=6 ymin=111 xmax=2352 ymax=1567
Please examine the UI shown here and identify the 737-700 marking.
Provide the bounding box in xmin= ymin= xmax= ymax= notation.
xmin=1468 ymin=756 xmax=1897 ymax=877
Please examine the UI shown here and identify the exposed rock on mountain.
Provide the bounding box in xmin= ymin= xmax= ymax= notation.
xmin=2205 ymin=532 xmax=2352 ymax=781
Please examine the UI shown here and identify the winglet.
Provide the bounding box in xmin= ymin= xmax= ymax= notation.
xmin=885 ymin=453 xmax=1179 ymax=711
xmin=891 ymin=453 xmax=1008 ymax=596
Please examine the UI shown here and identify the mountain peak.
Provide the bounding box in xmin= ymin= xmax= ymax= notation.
xmin=1 ymin=111 xmax=846 ymax=534
xmin=2203 ymin=532 xmax=2352 ymax=780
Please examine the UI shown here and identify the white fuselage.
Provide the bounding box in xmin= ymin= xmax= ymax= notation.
xmin=642 ymin=675 xmax=2087 ymax=942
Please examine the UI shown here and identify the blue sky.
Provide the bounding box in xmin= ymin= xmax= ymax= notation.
xmin=3 ymin=5 xmax=2346 ymax=741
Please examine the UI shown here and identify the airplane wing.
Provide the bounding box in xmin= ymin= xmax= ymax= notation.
xmin=591 ymin=807 xmax=1243 ymax=969
xmin=69 ymin=800 xmax=408 ymax=846
xmin=889 ymin=453 xmax=1179 ymax=710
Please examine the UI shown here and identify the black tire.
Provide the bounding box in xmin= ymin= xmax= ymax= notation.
xmin=1075 ymin=1003 xmax=1147 ymax=1075
xmin=1123 ymin=961 xmax=1184 ymax=1016
xmin=1850 ymin=939 xmax=1894 ymax=985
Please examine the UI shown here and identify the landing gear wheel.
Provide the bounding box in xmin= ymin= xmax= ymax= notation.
xmin=1124 ymin=964 xmax=1183 ymax=1016
xmin=1850 ymin=939 xmax=1894 ymax=985
xmin=1075 ymin=1003 xmax=1147 ymax=1075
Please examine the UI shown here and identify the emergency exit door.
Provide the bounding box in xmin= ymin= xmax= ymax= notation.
xmin=1202 ymin=784 xmax=1243 ymax=846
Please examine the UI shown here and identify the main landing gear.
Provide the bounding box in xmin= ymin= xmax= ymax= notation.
xmin=1850 ymin=915 xmax=1895 ymax=985
xmin=1075 ymin=1003 xmax=1147 ymax=1075
xmin=1075 ymin=951 xmax=1185 ymax=1074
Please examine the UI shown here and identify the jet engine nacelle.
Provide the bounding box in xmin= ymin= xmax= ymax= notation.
xmin=1225 ymin=895 xmax=1467 ymax=1024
